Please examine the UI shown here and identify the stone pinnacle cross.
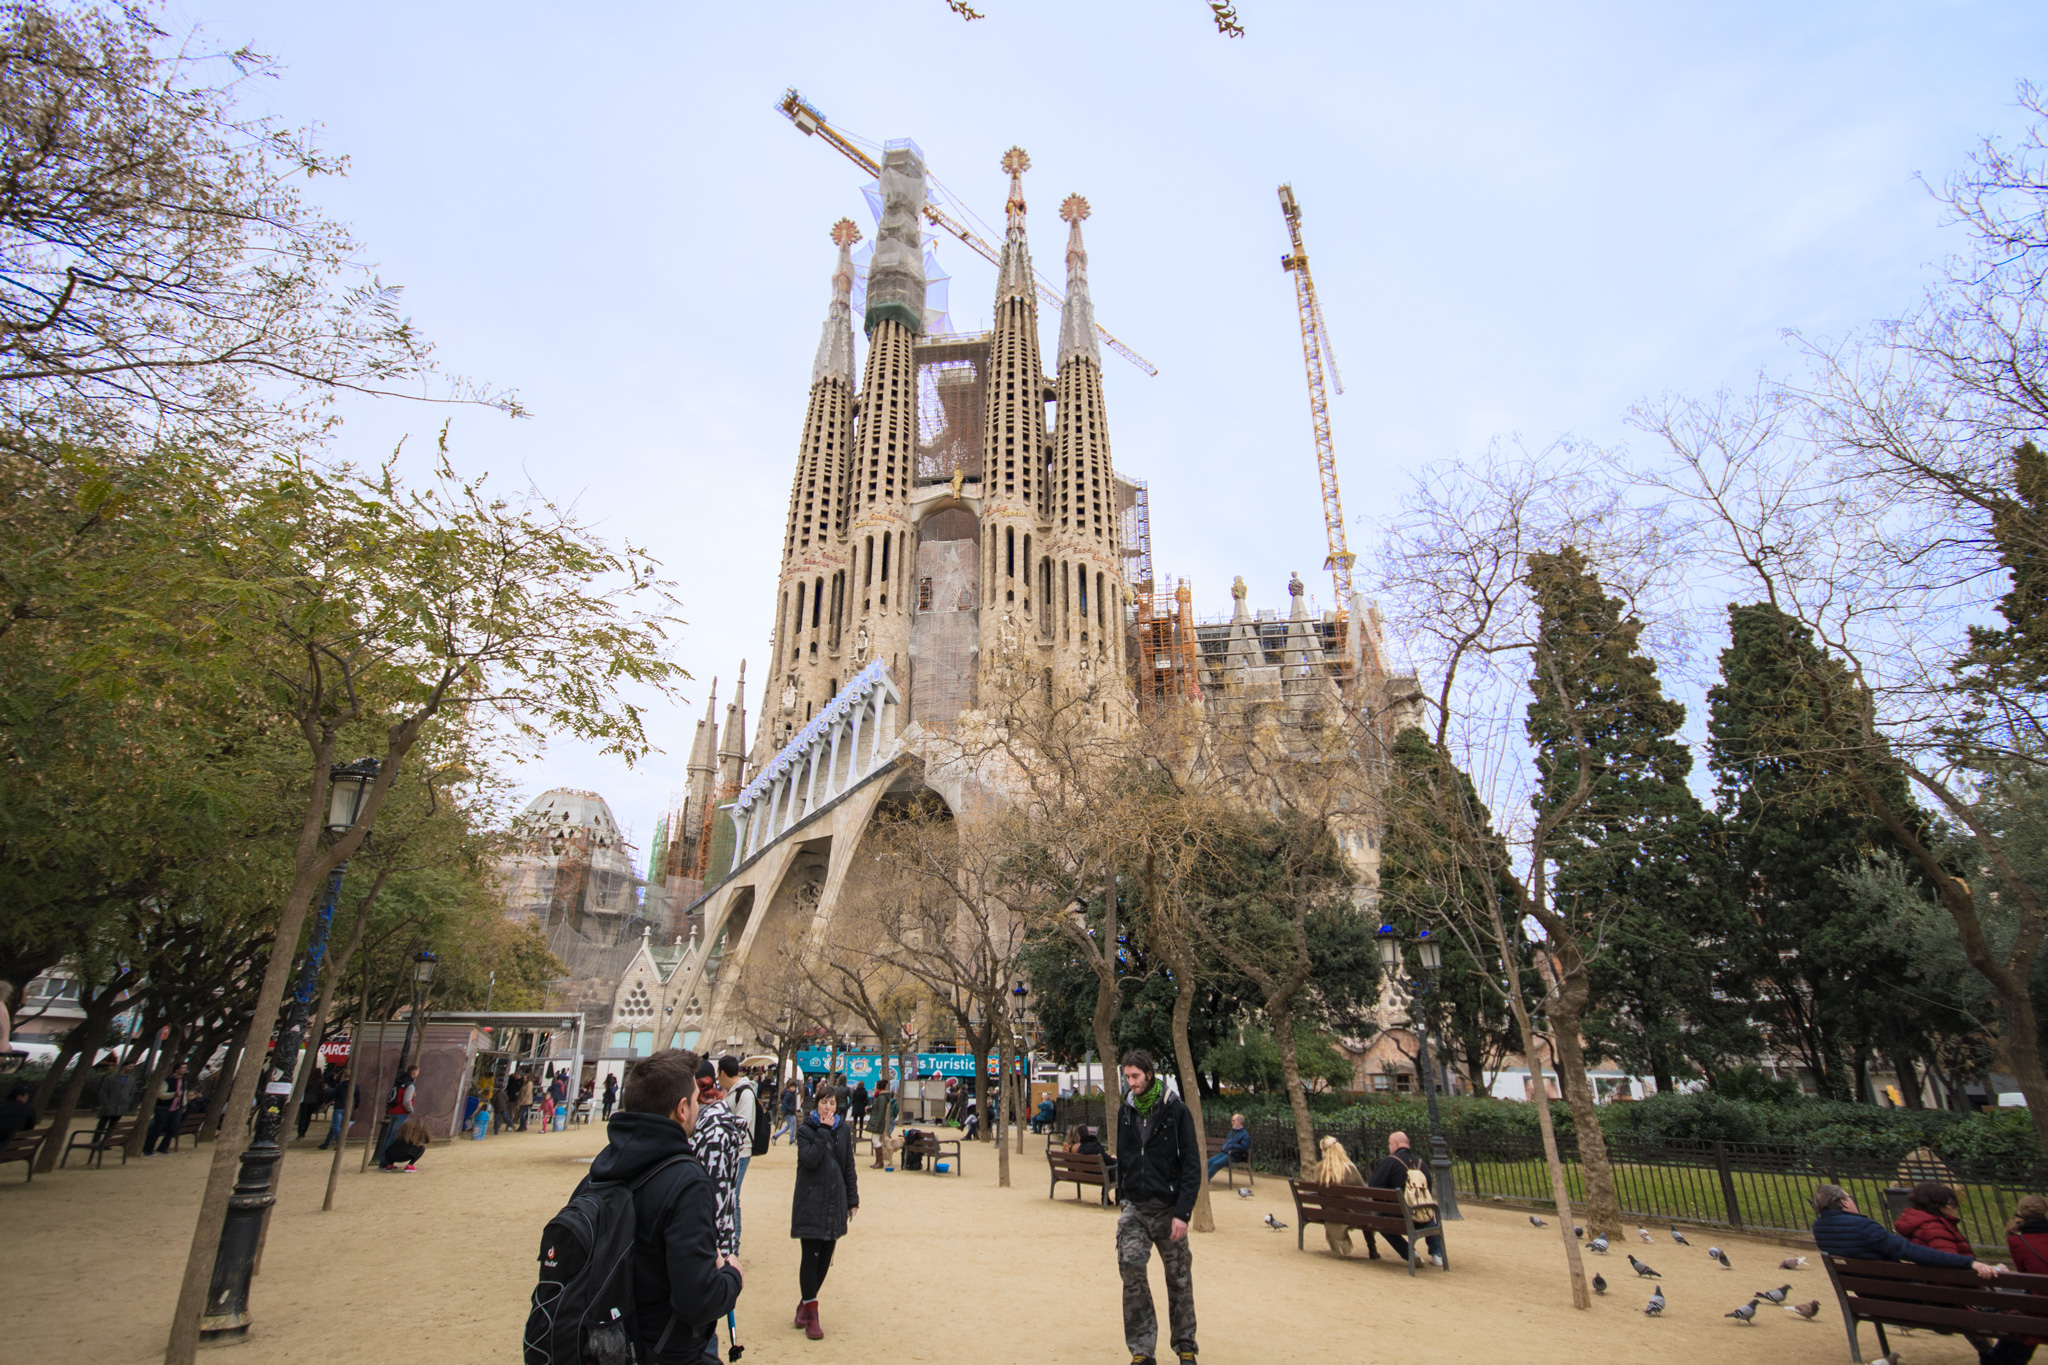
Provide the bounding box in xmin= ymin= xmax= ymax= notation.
xmin=830 ymin=217 xmax=861 ymax=247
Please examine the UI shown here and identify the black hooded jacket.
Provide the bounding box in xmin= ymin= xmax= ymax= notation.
xmin=1115 ymin=1082 xmax=1200 ymax=1221
xmin=581 ymin=1111 xmax=742 ymax=1362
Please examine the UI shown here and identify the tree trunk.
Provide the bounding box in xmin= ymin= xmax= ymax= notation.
xmin=1168 ymin=957 xmax=1215 ymax=1234
xmin=1547 ymin=1011 xmax=1621 ymax=1240
xmin=1271 ymin=1000 xmax=1317 ymax=1171
xmin=324 ymin=946 xmax=372 ymax=1211
xmin=197 ymin=1035 xmax=245 ymax=1144
xmin=34 ymin=1030 xmax=99 ymax=1171
xmin=1090 ymin=959 xmax=1120 ymax=1158
xmin=996 ymin=1031 xmax=1012 ymax=1187
xmin=1525 ymin=1029 xmax=1592 ymax=1308
xmin=31 ymin=1026 xmax=84 ymax=1112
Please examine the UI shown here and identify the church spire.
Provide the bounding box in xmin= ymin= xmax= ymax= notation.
xmin=717 ymin=660 xmax=748 ymax=789
xmin=1057 ymin=193 xmax=1101 ymax=368
xmin=812 ymin=219 xmax=859 ymax=387
xmin=686 ymin=677 xmax=720 ymax=780
xmin=996 ymin=146 xmax=1034 ymax=302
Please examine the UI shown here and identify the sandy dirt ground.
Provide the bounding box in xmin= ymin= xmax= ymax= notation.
xmin=1 ymin=1116 xmax=1975 ymax=1365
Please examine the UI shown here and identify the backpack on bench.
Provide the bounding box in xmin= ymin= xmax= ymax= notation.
xmin=902 ymin=1128 xmax=924 ymax=1170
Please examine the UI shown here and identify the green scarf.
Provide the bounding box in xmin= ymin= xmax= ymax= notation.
xmin=1132 ymin=1076 xmax=1163 ymax=1116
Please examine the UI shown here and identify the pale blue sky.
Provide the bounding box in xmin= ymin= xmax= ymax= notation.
xmin=172 ymin=0 xmax=2045 ymax=856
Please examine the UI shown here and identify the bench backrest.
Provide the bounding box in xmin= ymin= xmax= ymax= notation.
xmin=1290 ymin=1178 xmax=1414 ymax=1227
xmin=1205 ymin=1136 xmax=1244 ymax=1156
xmin=1 ymin=1129 xmax=46 ymax=1157
xmin=905 ymin=1133 xmax=946 ymax=1153
xmin=1049 ymin=1151 xmax=1109 ymax=1179
xmin=1827 ymin=1257 xmax=2048 ymax=1337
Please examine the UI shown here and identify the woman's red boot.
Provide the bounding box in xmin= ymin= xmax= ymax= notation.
xmin=805 ymin=1301 xmax=824 ymax=1340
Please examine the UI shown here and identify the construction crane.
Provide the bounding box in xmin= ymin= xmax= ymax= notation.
xmin=1277 ymin=182 xmax=1355 ymax=615
xmin=777 ymin=88 xmax=1158 ymax=377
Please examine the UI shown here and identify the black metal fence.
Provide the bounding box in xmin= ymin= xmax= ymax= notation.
xmin=1049 ymin=1097 xmax=2048 ymax=1253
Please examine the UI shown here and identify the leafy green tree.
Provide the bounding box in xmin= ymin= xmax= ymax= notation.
xmin=1377 ymin=726 xmax=1524 ymax=1097
xmin=1710 ymin=602 xmax=1937 ymax=1100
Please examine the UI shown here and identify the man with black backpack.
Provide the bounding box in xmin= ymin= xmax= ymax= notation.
xmin=525 ymin=1049 xmax=742 ymax=1365
xmin=1115 ymin=1049 xmax=1200 ymax=1365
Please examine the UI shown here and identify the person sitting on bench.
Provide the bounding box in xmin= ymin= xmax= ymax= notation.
xmin=1207 ymin=1114 xmax=1250 ymax=1179
xmin=1811 ymin=1182 xmax=2002 ymax=1276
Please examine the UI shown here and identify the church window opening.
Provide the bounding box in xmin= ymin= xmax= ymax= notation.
xmin=880 ymin=532 xmax=891 ymax=584
xmin=1006 ymin=526 xmax=1015 ymax=577
xmin=1097 ymin=573 xmax=1106 ymax=630
xmin=863 ymin=537 xmax=873 ymax=587
xmin=794 ymin=581 xmax=805 ymax=629
xmin=918 ymin=576 xmax=933 ymax=611
xmin=812 ymin=576 xmax=824 ymax=629
xmin=1078 ymin=570 xmax=1087 ymax=622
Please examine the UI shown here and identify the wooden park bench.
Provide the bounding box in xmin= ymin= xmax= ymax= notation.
xmin=1288 ymin=1179 xmax=1449 ymax=1277
xmin=1206 ymin=1135 xmax=1252 ymax=1192
xmin=901 ymin=1129 xmax=962 ymax=1176
xmin=148 ymin=1109 xmax=207 ymax=1151
xmin=62 ymin=1118 xmax=139 ymax=1168
xmin=1823 ymin=1256 xmax=2048 ymax=1363
xmin=1048 ymin=1149 xmax=1114 ymax=1206
xmin=0 ymin=1126 xmax=48 ymax=1181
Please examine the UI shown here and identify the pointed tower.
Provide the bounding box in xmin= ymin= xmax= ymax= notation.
xmin=717 ymin=660 xmax=748 ymax=793
xmin=979 ymin=147 xmax=1051 ymax=669
xmin=1049 ymin=192 xmax=1130 ymax=691
xmin=844 ymin=141 xmax=928 ymax=714
xmin=761 ymin=221 xmax=864 ymax=759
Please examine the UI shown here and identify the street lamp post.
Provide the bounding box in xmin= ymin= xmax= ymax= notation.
xmin=1377 ymin=924 xmax=1462 ymax=1221
xmin=200 ymin=758 xmax=378 ymax=1341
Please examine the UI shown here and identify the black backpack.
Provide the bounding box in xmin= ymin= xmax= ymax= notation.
xmin=902 ymin=1128 xmax=924 ymax=1170
xmin=524 ymin=1153 xmax=691 ymax=1365
xmin=747 ymin=1087 xmax=771 ymax=1157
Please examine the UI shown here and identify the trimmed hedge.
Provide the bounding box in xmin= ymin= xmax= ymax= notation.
xmin=1211 ymin=1091 xmax=2045 ymax=1167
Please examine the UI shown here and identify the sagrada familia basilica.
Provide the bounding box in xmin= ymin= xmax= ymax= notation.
xmin=566 ymin=138 xmax=1413 ymax=1063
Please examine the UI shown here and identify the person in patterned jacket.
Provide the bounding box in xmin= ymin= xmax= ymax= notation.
xmin=693 ymin=1057 xmax=751 ymax=1258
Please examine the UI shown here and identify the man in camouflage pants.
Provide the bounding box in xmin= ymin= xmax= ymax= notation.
xmin=1114 ymin=1050 xmax=1201 ymax=1365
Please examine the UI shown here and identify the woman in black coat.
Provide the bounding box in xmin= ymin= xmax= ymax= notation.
xmin=790 ymin=1085 xmax=858 ymax=1339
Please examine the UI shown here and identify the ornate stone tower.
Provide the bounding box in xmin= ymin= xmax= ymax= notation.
xmin=1048 ymin=192 xmax=1125 ymax=692
xmin=763 ymin=220 xmax=862 ymax=755
xmin=978 ymin=147 xmax=1048 ymax=674
xmin=844 ymin=142 xmax=927 ymax=717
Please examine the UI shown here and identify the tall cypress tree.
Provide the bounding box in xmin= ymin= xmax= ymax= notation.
xmin=1524 ymin=547 xmax=1747 ymax=1094
xmin=1709 ymin=602 xmax=1933 ymax=1101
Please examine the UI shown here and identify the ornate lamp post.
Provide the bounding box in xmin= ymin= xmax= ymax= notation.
xmin=1377 ymin=923 xmax=1461 ymax=1220
xmin=387 ymin=947 xmax=439 ymax=1126
xmin=201 ymin=758 xmax=378 ymax=1341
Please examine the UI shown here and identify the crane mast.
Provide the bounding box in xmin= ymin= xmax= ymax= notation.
xmin=778 ymin=88 xmax=1158 ymax=376
xmin=1278 ymin=182 xmax=1355 ymax=616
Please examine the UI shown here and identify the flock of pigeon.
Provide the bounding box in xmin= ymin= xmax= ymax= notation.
xmin=1529 ymin=1217 xmax=1825 ymax=1327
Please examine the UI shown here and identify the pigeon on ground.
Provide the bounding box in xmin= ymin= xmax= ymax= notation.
xmin=1644 ymin=1288 xmax=1666 ymax=1316
xmin=1629 ymin=1254 xmax=1662 ymax=1279
xmin=1754 ymin=1284 xmax=1791 ymax=1304
xmin=1575 ymin=1226 xmax=1585 ymax=1238
xmin=1589 ymin=1236 xmax=1610 ymax=1254
xmin=1639 ymin=1226 xmax=1654 ymax=1242
xmin=1671 ymin=1228 xmax=1692 ymax=1246
xmin=1530 ymin=1215 xmax=1547 ymax=1228
xmin=1786 ymin=1300 xmax=1821 ymax=1321
xmin=1710 ymin=1247 xmax=1733 ymax=1268
xmin=1593 ymin=1273 xmax=1608 ymax=1296
xmin=1869 ymin=1355 xmax=1898 ymax=1365
xmin=1236 ymin=1188 xmax=1253 ymax=1198
xmin=1780 ymin=1256 xmax=1809 ymax=1271
xmin=1726 ymin=1301 xmax=1759 ymax=1325
xmin=1263 ymin=1213 xmax=1287 ymax=1231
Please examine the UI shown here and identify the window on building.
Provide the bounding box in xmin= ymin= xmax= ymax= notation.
xmin=918 ymin=577 xmax=933 ymax=611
